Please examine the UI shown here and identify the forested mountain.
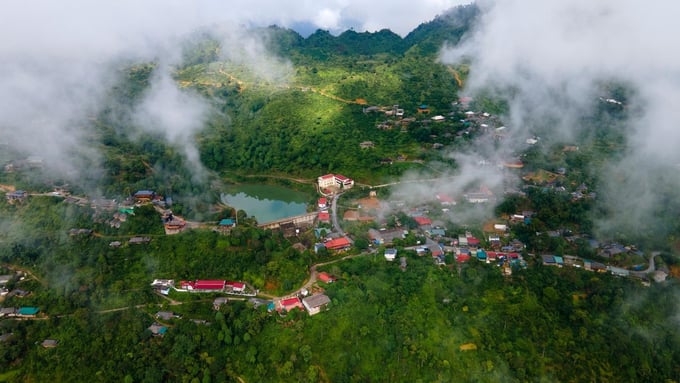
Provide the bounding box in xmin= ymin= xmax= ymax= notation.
xmin=2 ymin=4 xmax=680 ymax=382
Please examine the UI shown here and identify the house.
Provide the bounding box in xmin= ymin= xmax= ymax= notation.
xmin=431 ymin=115 xmax=445 ymax=122
xmin=302 ymin=294 xmax=331 ymax=316
xmin=467 ymin=236 xmax=480 ymax=248
xmin=164 ymin=218 xmax=186 ymax=232
xmin=384 ymin=248 xmax=398 ymax=261
xmin=11 ymin=289 xmax=30 ymax=298
xmin=436 ymin=194 xmax=456 ymax=205
xmin=476 ymin=249 xmax=487 ymax=261
xmin=456 ymin=254 xmax=471 ymax=263
xmin=417 ymin=104 xmax=431 ymax=114
xmin=41 ymin=339 xmax=59 ymax=348
xmin=400 ymin=257 xmax=407 ymax=271
xmin=318 ymin=272 xmax=335 ymax=283
xmin=109 ymin=241 xmax=121 ymax=248
xmin=359 ymin=141 xmax=375 ymax=149
xmin=219 ymin=218 xmax=236 ymax=228
xmin=368 ymin=228 xmax=407 ymax=245
xmin=150 ymin=279 xmax=175 ymax=288
xmin=155 ymin=311 xmax=179 ymax=321
xmin=17 ymin=307 xmax=39 ymax=317
xmin=488 ymin=236 xmax=501 ymax=248
xmin=148 ymin=323 xmax=167 ymax=336
xmin=542 ymin=255 xmax=564 ymax=267
xmin=128 ymin=237 xmax=151 ymax=245
xmin=213 ymin=297 xmax=229 ymax=310
xmin=0 ymin=307 xmax=16 ymax=317
xmin=317 ymin=174 xmax=336 ymax=189
xmin=179 ymin=280 xmax=226 ymax=291
xmin=0 ymin=274 xmax=13 ymax=286
xmin=334 ymin=174 xmax=354 ymax=189
xmin=607 ymin=266 xmax=630 ymax=277
xmin=6 ymin=190 xmax=28 ymax=202
xmin=427 ymin=228 xmax=446 ymax=237
xmin=465 ymin=192 xmax=489 ymax=203
xmin=225 ymin=281 xmax=246 ymax=293
xmin=414 ymin=216 xmax=433 ymax=227
xmin=318 ymin=197 xmax=328 ymax=209
xmin=324 ymin=237 xmax=351 ymax=251
xmin=134 ymin=190 xmax=155 ymax=202
xmin=279 ymin=297 xmax=304 ymax=313
xmin=318 ymin=211 xmax=330 ymax=223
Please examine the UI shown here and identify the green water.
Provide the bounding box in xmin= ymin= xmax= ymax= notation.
xmin=221 ymin=184 xmax=310 ymax=223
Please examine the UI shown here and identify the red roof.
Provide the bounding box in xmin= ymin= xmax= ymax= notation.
xmin=320 ymin=174 xmax=335 ymax=180
xmin=467 ymin=237 xmax=480 ymax=245
xmin=318 ymin=197 xmax=327 ymax=205
xmin=487 ymin=251 xmax=497 ymax=259
xmin=318 ymin=272 xmax=335 ymax=283
xmin=456 ymin=254 xmax=471 ymax=263
xmin=414 ymin=216 xmax=432 ymax=226
xmin=325 ymin=237 xmax=351 ymax=250
xmin=509 ymin=253 xmax=519 ymax=259
xmin=436 ymin=194 xmax=455 ymax=204
xmin=194 ymin=280 xmax=226 ymax=290
xmin=334 ymin=174 xmax=349 ymax=181
xmin=225 ymin=281 xmax=245 ymax=289
xmin=319 ymin=211 xmax=330 ymax=221
xmin=180 ymin=280 xmax=194 ymax=289
xmin=280 ymin=297 xmax=303 ymax=311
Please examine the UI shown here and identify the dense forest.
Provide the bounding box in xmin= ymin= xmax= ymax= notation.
xmin=2 ymin=4 xmax=680 ymax=382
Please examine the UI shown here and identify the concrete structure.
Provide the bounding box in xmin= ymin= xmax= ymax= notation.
xmin=384 ymin=248 xmax=398 ymax=261
xmin=258 ymin=212 xmax=316 ymax=230
xmin=302 ymin=294 xmax=331 ymax=316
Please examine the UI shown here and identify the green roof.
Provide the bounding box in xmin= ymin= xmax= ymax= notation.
xmin=18 ymin=307 xmax=39 ymax=315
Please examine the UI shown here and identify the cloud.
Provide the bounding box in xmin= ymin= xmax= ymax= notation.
xmin=440 ymin=0 xmax=680 ymax=240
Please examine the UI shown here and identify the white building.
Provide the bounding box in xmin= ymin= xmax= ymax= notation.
xmin=318 ymin=174 xmax=336 ymax=189
xmin=384 ymin=248 xmax=398 ymax=261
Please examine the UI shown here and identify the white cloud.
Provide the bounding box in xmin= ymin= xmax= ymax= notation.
xmin=440 ymin=0 xmax=680 ymax=238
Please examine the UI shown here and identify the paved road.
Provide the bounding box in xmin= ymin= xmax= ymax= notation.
xmin=331 ymin=192 xmax=353 ymax=243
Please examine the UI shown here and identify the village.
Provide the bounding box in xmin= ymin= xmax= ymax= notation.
xmin=0 ymin=95 xmax=666 ymax=343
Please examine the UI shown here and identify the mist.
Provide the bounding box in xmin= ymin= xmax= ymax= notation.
xmin=439 ymin=0 xmax=680 ymax=240
xmin=0 ymin=0 xmax=296 ymax=193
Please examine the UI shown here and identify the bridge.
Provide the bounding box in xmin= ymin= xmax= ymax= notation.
xmin=258 ymin=212 xmax=317 ymax=230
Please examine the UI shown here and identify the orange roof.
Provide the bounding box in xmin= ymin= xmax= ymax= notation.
xmin=414 ymin=216 xmax=432 ymax=226
xmin=325 ymin=237 xmax=351 ymax=250
xmin=319 ymin=211 xmax=330 ymax=221
xmin=318 ymin=272 xmax=335 ymax=283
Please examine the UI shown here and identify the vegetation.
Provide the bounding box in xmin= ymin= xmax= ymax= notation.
xmin=1 ymin=4 xmax=680 ymax=382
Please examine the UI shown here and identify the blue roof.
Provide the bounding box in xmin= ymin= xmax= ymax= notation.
xmin=553 ymin=256 xmax=564 ymax=264
xmin=134 ymin=190 xmax=154 ymax=196
xmin=219 ymin=218 xmax=235 ymax=226
xmin=158 ymin=326 xmax=167 ymax=335
xmin=477 ymin=249 xmax=487 ymax=259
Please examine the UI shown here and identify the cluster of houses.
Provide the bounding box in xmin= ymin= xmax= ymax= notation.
xmin=274 ymin=292 xmax=331 ymax=316
xmin=0 ymin=306 xmax=40 ymax=318
xmin=150 ymin=279 xmax=253 ymax=296
xmin=5 ymin=190 xmax=28 ymax=203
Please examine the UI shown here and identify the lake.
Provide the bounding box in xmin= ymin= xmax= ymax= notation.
xmin=220 ymin=184 xmax=310 ymax=223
